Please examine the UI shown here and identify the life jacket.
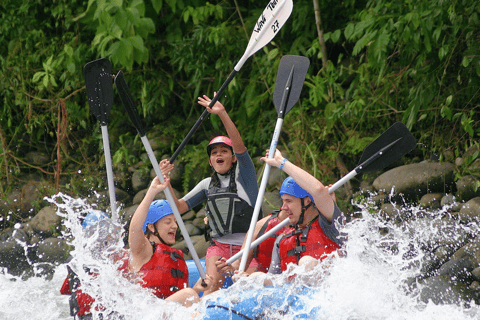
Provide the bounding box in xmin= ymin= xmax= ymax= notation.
xmin=205 ymin=168 xmax=255 ymax=238
xmin=139 ymin=243 xmax=189 ymax=298
xmin=60 ymin=266 xmax=95 ymax=317
xmin=60 ymin=251 xmax=130 ymax=317
xmin=279 ymin=216 xmax=339 ymax=272
xmin=253 ymin=211 xmax=293 ymax=272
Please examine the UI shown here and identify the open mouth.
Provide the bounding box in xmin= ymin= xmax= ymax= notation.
xmin=216 ymin=159 xmax=224 ymax=164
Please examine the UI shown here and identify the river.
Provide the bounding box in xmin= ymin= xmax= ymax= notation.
xmin=1 ymin=194 xmax=479 ymax=319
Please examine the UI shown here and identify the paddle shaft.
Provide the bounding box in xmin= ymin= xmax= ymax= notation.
xmin=141 ymin=136 xmax=206 ymax=279
xmin=227 ymin=217 xmax=290 ymax=265
xmin=170 ymin=70 xmax=237 ymax=163
xmin=238 ymin=62 xmax=296 ymax=272
xmin=101 ymin=126 xmax=117 ymax=216
xmin=170 ymin=0 xmax=292 ymax=163
xmin=238 ymin=118 xmax=284 ymax=272
xmin=228 ymin=179 xmax=343 ymax=266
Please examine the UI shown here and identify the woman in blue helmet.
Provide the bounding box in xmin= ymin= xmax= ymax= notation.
xmin=260 ymin=149 xmax=345 ymax=275
xmin=129 ymin=174 xmax=213 ymax=306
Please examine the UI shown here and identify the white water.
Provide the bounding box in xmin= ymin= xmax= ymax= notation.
xmin=1 ymin=194 xmax=479 ymax=320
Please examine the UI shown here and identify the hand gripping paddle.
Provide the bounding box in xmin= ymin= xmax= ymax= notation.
xmin=238 ymin=55 xmax=310 ymax=272
xmin=169 ymin=0 xmax=294 ymax=163
xmin=229 ymin=122 xmax=416 ymax=267
xmin=114 ymin=70 xmax=206 ymax=280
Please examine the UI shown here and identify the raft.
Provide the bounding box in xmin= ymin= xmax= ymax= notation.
xmin=201 ymin=285 xmax=326 ymax=319
xmin=186 ymin=259 xmax=233 ymax=294
xmin=186 ymin=260 xmax=326 ymax=319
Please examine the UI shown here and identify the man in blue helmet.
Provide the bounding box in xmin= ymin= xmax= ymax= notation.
xmin=260 ymin=149 xmax=345 ymax=274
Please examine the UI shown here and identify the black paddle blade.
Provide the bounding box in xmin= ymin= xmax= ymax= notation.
xmin=83 ymin=58 xmax=113 ymax=126
xmin=114 ymin=71 xmax=146 ymax=137
xmin=273 ymin=55 xmax=310 ymax=118
xmin=356 ymin=122 xmax=416 ymax=173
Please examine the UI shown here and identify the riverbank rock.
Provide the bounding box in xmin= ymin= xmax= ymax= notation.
xmin=373 ymin=161 xmax=455 ymax=200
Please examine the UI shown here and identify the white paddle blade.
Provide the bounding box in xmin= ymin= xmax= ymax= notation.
xmin=235 ymin=0 xmax=293 ymax=71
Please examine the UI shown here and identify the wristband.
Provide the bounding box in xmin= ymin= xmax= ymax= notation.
xmin=279 ymin=158 xmax=288 ymax=171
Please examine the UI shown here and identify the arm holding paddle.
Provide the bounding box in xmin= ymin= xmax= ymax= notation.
xmin=158 ymin=159 xmax=190 ymax=215
xmin=129 ymin=174 xmax=172 ymax=272
xmin=261 ymin=149 xmax=336 ymax=222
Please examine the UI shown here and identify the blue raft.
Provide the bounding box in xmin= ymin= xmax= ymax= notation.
xmin=186 ymin=259 xmax=326 ymax=319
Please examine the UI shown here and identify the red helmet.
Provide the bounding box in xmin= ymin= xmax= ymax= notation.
xmin=207 ymin=136 xmax=233 ymax=156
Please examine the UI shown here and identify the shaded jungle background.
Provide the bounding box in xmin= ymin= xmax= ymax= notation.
xmin=1 ymin=0 xmax=479 ymax=227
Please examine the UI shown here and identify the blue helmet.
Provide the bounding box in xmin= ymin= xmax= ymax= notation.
xmin=82 ymin=211 xmax=109 ymax=229
xmin=142 ymin=200 xmax=174 ymax=233
xmin=279 ymin=176 xmax=314 ymax=204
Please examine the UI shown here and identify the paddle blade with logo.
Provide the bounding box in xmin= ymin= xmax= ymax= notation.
xmin=84 ymin=58 xmax=114 ymax=126
xmin=273 ymin=55 xmax=310 ymax=118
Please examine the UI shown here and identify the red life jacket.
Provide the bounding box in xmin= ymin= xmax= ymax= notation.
xmin=279 ymin=217 xmax=339 ymax=271
xmin=139 ymin=243 xmax=189 ymax=298
xmin=60 ymin=250 xmax=130 ymax=317
xmin=253 ymin=211 xmax=293 ymax=272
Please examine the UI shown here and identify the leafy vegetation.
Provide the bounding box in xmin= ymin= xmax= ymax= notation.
xmin=1 ymin=0 xmax=479 ymax=219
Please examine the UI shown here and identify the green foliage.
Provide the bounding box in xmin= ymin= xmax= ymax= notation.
xmin=1 ymin=0 xmax=480 ymax=230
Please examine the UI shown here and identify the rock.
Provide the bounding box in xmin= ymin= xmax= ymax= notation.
xmin=0 ymin=238 xmax=30 ymax=276
xmin=373 ymin=161 xmax=455 ymax=200
xmin=458 ymin=197 xmax=480 ymax=223
xmin=456 ymin=175 xmax=480 ymax=201
xmin=34 ymin=237 xmax=70 ymax=264
xmin=437 ymin=257 xmax=476 ymax=283
xmin=131 ymin=169 xmax=150 ymax=193
xmin=262 ymin=191 xmax=282 ymax=215
xmin=419 ymin=193 xmax=444 ymax=210
xmin=440 ymin=194 xmax=462 ymax=212
xmin=29 ymin=206 xmax=62 ymax=238
xmin=182 ymin=210 xmax=195 ymax=221
xmin=419 ymin=274 xmax=474 ymax=305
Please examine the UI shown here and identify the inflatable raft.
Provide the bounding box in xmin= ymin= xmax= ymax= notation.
xmin=186 ymin=260 xmax=326 ymax=319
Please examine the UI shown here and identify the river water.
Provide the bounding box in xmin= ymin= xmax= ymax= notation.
xmin=1 ymin=193 xmax=479 ymax=320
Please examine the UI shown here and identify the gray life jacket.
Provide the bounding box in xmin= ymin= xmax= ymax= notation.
xmin=205 ymin=167 xmax=254 ymax=238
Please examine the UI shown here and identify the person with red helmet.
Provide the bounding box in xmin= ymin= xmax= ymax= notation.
xmin=260 ymin=149 xmax=346 ymax=275
xmin=129 ymin=172 xmax=213 ymax=306
xmin=165 ymin=93 xmax=259 ymax=295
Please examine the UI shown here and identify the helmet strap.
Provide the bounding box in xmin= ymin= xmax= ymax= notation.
xmin=149 ymin=223 xmax=168 ymax=246
xmin=296 ymin=197 xmax=313 ymax=228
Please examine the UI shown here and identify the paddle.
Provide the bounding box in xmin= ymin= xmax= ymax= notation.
xmin=329 ymin=122 xmax=417 ymax=193
xmin=83 ymin=58 xmax=117 ymax=217
xmin=228 ymin=122 xmax=417 ymax=266
xmin=114 ymin=70 xmax=206 ymax=280
xmin=169 ymin=0 xmax=294 ymax=163
xmin=238 ymin=55 xmax=310 ymax=272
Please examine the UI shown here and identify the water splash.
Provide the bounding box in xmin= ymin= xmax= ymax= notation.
xmin=1 ymin=194 xmax=479 ymax=319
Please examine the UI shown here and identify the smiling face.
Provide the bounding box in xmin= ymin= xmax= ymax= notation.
xmin=280 ymin=194 xmax=312 ymax=225
xmin=148 ymin=215 xmax=178 ymax=245
xmin=208 ymin=144 xmax=236 ymax=174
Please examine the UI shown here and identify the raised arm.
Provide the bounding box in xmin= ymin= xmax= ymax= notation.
xmin=198 ymin=94 xmax=246 ymax=154
xmin=261 ymin=149 xmax=335 ymax=222
xmin=129 ymin=175 xmax=170 ymax=271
